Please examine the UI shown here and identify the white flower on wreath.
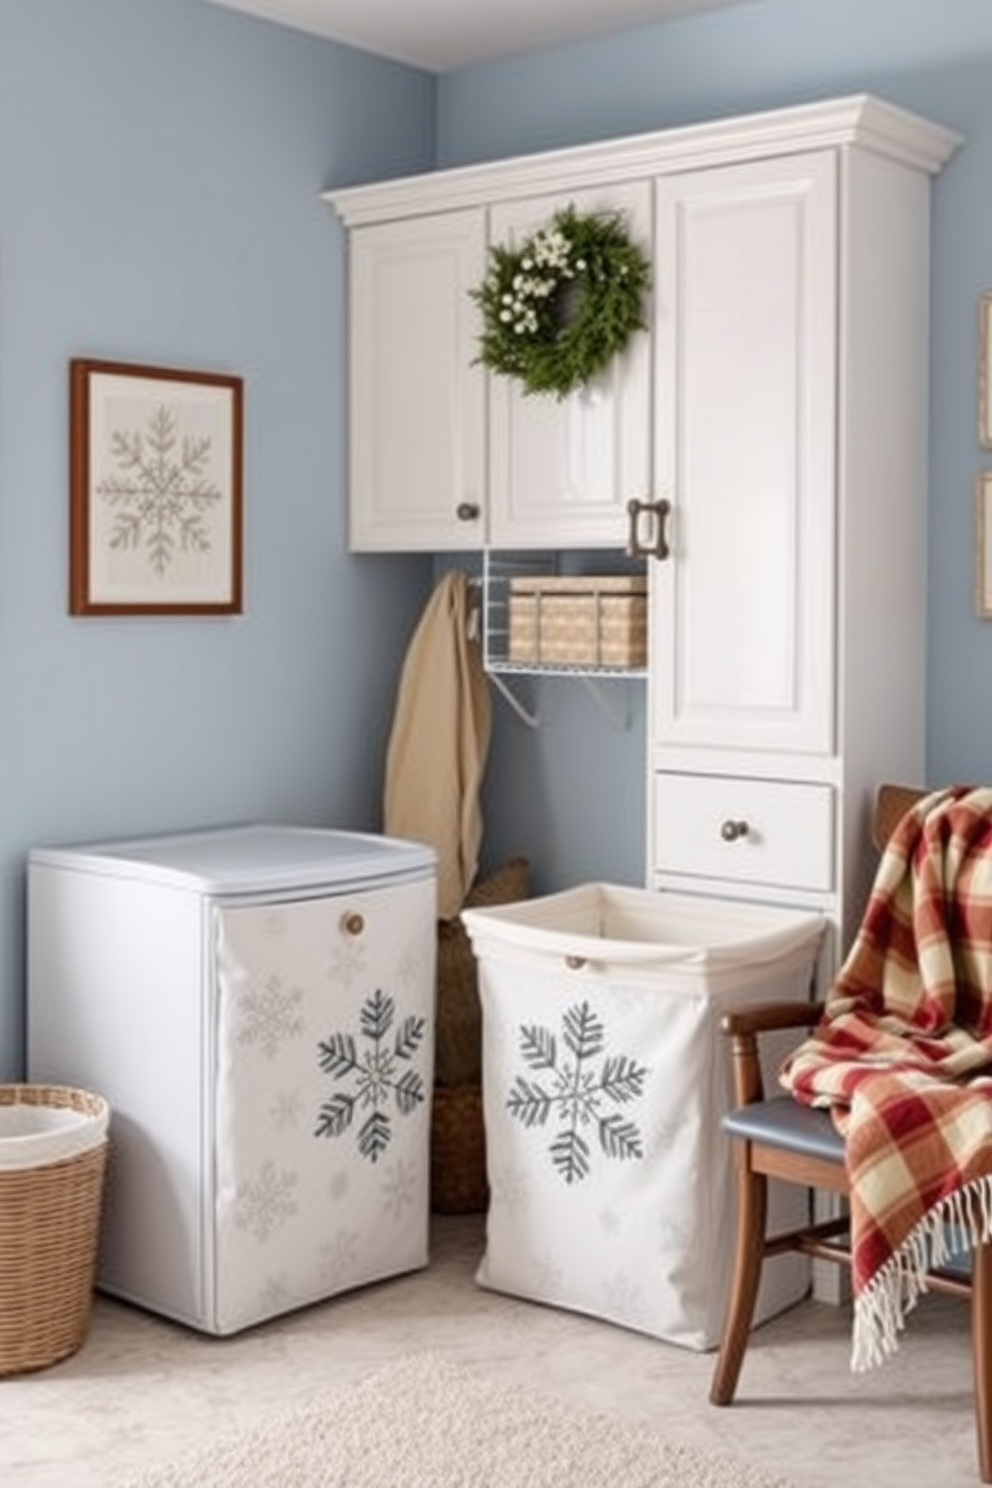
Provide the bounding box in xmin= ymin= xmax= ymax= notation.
xmin=498 ymin=226 xmax=588 ymax=336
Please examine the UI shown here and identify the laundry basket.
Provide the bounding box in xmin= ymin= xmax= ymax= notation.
xmin=0 ymin=1083 xmax=110 ymax=1375
xmin=462 ymin=884 xmax=826 ymax=1351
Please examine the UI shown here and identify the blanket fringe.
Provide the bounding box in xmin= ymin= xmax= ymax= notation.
xmin=851 ymin=1172 xmax=992 ymax=1371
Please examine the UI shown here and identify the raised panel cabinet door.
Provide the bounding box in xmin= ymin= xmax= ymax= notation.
xmin=652 ymin=151 xmax=838 ymax=754
xmin=349 ymin=209 xmax=487 ymax=551
xmin=487 ymin=182 xmax=653 ymax=550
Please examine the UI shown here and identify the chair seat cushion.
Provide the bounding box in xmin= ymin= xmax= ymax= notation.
xmin=722 ymin=1094 xmax=846 ymax=1163
xmin=722 ymin=1097 xmax=974 ymax=1279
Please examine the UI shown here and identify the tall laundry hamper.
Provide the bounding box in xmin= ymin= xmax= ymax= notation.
xmin=26 ymin=824 xmax=436 ymax=1336
xmin=0 ymin=1083 xmax=109 ymax=1374
xmin=462 ymin=883 xmax=825 ymax=1351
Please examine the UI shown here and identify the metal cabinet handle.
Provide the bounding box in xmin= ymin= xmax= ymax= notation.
xmin=341 ymin=911 xmax=365 ymax=937
xmin=720 ymin=819 xmax=750 ymax=843
xmin=626 ymin=497 xmax=671 ymax=560
xmin=565 ymin=955 xmax=587 ymax=970
xmin=456 ymin=501 xmax=481 ymax=522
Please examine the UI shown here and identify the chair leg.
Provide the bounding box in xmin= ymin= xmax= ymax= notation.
xmin=710 ymin=1145 xmax=768 ymax=1406
xmin=972 ymin=1238 xmax=992 ymax=1483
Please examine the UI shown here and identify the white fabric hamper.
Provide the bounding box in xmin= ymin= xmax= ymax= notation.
xmin=461 ymin=884 xmax=826 ymax=1350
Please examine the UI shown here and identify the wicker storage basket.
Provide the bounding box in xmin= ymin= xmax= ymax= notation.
xmin=508 ymin=575 xmax=647 ymax=668
xmin=431 ymin=859 xmax=530 ymax=1215
xmin=0 ymin=1084 xmax=109 ymax=1375
xmin=430 ymin=1084 xmax=488 ymax=1215
xmin=436 ymin=856 xmax=530 ymax=1090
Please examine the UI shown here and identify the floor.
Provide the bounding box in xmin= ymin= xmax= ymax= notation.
xmin=1 ymin=1213 xmax=984 ymax=1488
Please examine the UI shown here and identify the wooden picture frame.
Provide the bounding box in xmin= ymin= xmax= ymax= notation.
xmin=976 ymin=472 xmax=992 ymax=618
xmin=980 ymin=293 xmax=992 ymax=450
xmin=69 ymin=358 xmax=243 ymax=615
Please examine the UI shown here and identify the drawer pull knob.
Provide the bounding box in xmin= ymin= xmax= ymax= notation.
xmin=456 ymin=501 xmax=481 ymax=522
xmin=720 ymin=819 xmax=750 ymax=843
xmin=341 ymin=911 xmax=365 ymax=937
xmin=565 ymin=955 xmax=587 ymax=970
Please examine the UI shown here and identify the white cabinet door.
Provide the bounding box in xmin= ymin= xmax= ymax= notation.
xmin=488 ymin=182 xmax=653 ymax=550
xmin=652 ymin=152 xmax=837 ymax=755
xmin=349 ymin=209 xmax=487 ymax=552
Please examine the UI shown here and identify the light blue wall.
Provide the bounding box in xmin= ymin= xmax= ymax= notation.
xmin=5 ymin=0 xmax=992 ymax=1078
xmin=437 ymin=0 xmax=992 ymax=893
xmin=0 ymin=0 xmax=437 ymax=1078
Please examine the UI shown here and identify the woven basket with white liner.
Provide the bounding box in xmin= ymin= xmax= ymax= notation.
xmin=0 ymin=1083 xmax=109 ymax=1375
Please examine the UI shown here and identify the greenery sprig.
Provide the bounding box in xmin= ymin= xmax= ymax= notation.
xmin=472 ymin=205 xmax=651 ymax=399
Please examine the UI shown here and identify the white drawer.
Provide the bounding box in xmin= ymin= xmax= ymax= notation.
xmin=652 ymin=773 xmax=834 ymax=892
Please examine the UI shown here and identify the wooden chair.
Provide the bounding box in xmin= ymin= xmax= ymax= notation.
xmin=709 ymin=784 xmax=992 ymax=1483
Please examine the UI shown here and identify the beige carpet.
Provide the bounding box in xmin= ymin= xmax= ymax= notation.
xmin=115 ymin=1353 xmax=798 ymax=1488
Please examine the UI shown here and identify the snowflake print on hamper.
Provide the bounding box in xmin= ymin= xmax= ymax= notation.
xmin=258 ymin=907 xmax=290 ymax=942
xmin=318 ymin=1227 xmax=361 ymax=1287
xmin=383 ymin=1155 xmax=421 ymax=1220
xmin=96 ymin=401 xmax=224 ymax=576
xmin=315 ymin=988 xmax=427 ymax=1162
xmin=270 ymin=1089 xmax=305 ymax=1131
xmin=528 ymin=1247 xmax=566 ymax=1296
xmin=258 ymin=1270 xmax=293 ymax=1315
xmin=325 ymin=926 xmax=369 ymax=989
xmin=506 ymin=999 xmax=648 ymax=1184
xmin=602 ymin=1267 xmax=649 ymax=1330
xmin=235 ymin=1159 xmax=299 ymax=1243
xmin=233 ymin=973 xmax=305 ymax=1060
xmin=487 ymin=1156 xmax=530 ymax=1216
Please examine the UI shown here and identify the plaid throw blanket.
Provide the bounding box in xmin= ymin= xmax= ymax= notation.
xmin=780 ymin=785 xmax=992 ymax=1369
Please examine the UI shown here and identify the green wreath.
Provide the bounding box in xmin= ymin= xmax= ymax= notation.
xmin=472 ymin=204 xmax=651 ymax=400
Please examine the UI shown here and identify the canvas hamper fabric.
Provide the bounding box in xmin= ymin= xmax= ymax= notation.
xmin=463 ymin=885 xmax=823 ymax=1348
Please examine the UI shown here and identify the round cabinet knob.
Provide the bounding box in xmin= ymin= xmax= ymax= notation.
xmin=456 ymin=502 xmax=481 ymax=522
xmin=565 ymin=955 xmax=587 ymax=970
xmin=341 ymin=911 xmax=365 ymax=937
xmin=720 ymin=819 xmax=750 ymax=843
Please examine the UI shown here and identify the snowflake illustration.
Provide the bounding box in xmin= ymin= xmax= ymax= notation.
xmin=235 ymin=975 xmax=305 ymax=1059
xmin=489 ymin=1161 xmax=530 ymax=1216
xmin=382 ymin=1155 xmax=420 ymax=1220
xmin=318 ymin=1227 xmax=361 ymax=1285
xmin=258 ymin=1270 xmax=292 ymax=1313
xmin=602 ymin=1268 xmax=647 ymax=1325
xmin=96 ymin=403 xmax=223 ymax=575
xmin=506 ymin=1000 xmax=648 ymax=1185
xmin=325 ymin=936 xmax=368 ymax=989
xmin=314 ymin=988 xmax=427 ymax=1163
xmin=234 ymin=1159 xmax=299 ymax=1243
xmin=270 ymin=1089 xmax=304 ymax=1130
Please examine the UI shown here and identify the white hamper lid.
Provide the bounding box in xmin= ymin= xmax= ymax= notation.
xmin=0 ymin=1091 xmax=109 ymax=1170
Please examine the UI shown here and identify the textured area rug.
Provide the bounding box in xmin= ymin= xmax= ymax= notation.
xmin=116 ymin=1353 xmax=797 ymax=1488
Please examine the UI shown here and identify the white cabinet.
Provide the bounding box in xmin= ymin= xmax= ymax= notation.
xmin=488 ymin=182 xmax=652 ymax=550
xmin=646 ymin=115 xmax=960 ymax=971
xmin=328 ymin=94 xmax=958 ymax=576
xmin=327 ymin=97 xmax=960 ymax=960
xmin=347 ymin=209 xmax=487 ymax=551
xmin=339 ymin=185 xmax=652 ymax=553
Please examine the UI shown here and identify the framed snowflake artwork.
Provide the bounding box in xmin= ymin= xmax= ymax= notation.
xmin=69 ymin=358 xmax=243 ymax=615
